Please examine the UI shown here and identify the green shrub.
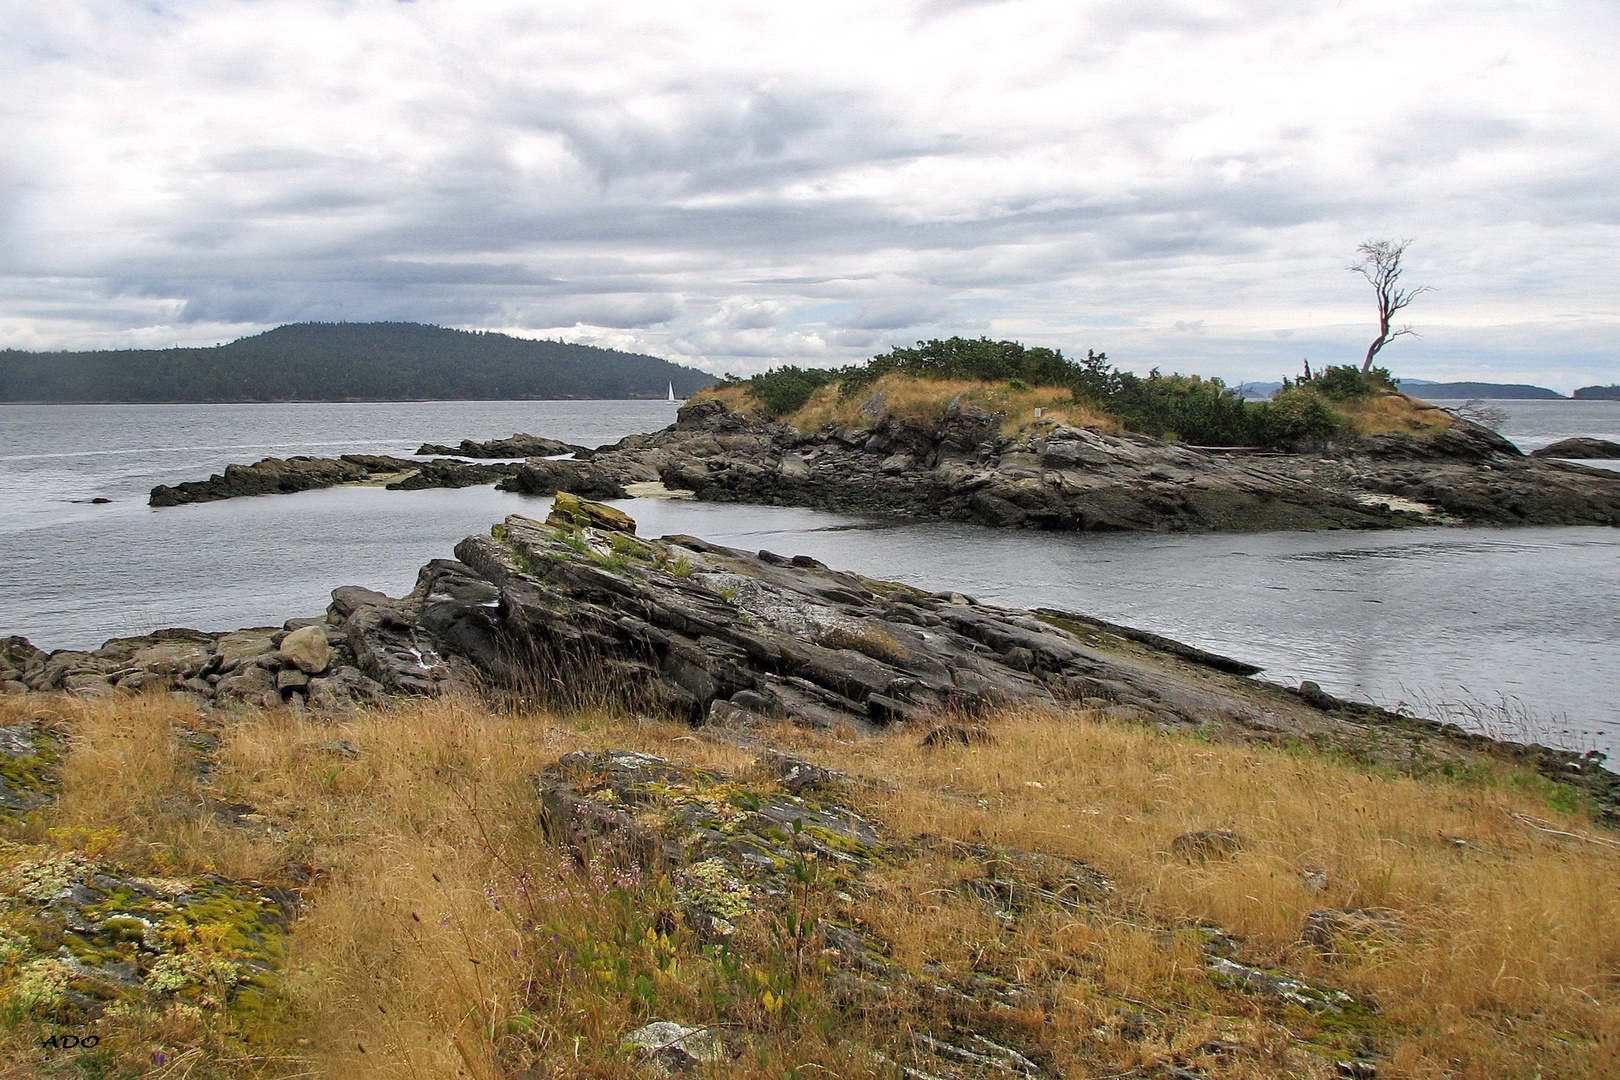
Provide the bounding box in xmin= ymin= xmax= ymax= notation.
xmin=1252 ymin=388 xmax=1342 ymax=448
xmin=728 ymin=366 xmax=842 ymax=418
xmin=1296 ymin=363 xmax=1392 ymax=402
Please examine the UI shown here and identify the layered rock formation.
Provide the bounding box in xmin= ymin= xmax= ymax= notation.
xmin=551 ymin=398 xmax=1620 ymax=530
xmin=16 ymin=495 xmax=1614 ymax=816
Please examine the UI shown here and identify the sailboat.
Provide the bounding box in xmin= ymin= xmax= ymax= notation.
xmin=666 ymin=381 xmax=679 ymax=403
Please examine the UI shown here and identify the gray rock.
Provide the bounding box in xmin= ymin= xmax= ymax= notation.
xmin=1206 ymin=955 xmax=1357 ymax=1013
xmin=276 ymin=668 xmax=310 ymax=693
xmin=216 ymin=665 xmax=279 ymax=707
xmin=416 ymin=433 xmax=586 ymax=459
xmin=307 ymin=667 xmax=387 ymax=711
xmin=494 ymin=458 xmax=627 ymax=499
xmin=621 ymin=1021 xmax=726 ymax=1073
xmin=1530 ymin=437 xmax=1620 ymax=459
xmin=329 ymin=586 xmax=393 ymax=620
xmin=758 ymin=750 xmax=842 ymax=793
xmin=278 ymin=625 xmax=331 ymax=675
xmin=561 ymin=395 xmax=1620 ymax=532
xmin=215 ymin=629 xmax=279 ymax=673
xmin=149 ymin=454 xmax=413 ymax=507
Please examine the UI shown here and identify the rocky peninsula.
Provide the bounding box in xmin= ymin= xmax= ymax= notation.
xmin=149 ymin=389 xmax=1620 ymax=528
xmin=509 ymin=395 xmax=1620 ymax=531
xmin=11 ymin=494 xmax=1615 ymax=817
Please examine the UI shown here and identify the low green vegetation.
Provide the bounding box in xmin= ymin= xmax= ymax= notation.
xmin=723 ymin=337 xmax=1421 ymax=448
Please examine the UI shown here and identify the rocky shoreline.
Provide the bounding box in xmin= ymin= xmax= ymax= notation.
xmin=554 ymin=398 xmax=1620 ymax=530
xmin=10 ymin=494 xmax=1616 ymax=821
xmin=148 ymin=399 xmax=1620 ymax=529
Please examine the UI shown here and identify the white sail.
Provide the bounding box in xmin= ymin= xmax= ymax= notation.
xmin=667 ymin=381 xmax=677 ymax=402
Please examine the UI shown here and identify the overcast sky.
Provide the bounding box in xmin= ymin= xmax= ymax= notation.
xmin=3 ymin=0 xmax=1617 ymax=387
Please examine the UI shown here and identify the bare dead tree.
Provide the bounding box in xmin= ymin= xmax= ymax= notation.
xmin=1350 ymin=239 xmax=1433 ymax=372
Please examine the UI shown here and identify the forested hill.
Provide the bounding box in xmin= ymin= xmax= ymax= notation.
xmin=0 ymin=322 xmax=717 ymax=402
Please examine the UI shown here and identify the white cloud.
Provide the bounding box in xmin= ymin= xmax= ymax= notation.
xmin=1 ymin=0 xmax=1617 ymax=389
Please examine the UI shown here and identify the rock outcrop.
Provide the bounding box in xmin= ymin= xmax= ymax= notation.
xmin=416 ymin=433 xmax=587 ymax=458
xmin=148 ymin=453 xmax=531 ymax=506
xmin=149 ymin=454 xmax=414 ymax=506
xmin=544 ymin=397 xmax=1620 ymax=530
xmin=13 ymin=496 xmax=1618 ymax=817
xmin=1531 ymin=437 xmax=1620 ymax=459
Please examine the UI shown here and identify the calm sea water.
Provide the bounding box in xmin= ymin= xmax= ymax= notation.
xmin=2 ymin=399 xmax=1617 ymax=755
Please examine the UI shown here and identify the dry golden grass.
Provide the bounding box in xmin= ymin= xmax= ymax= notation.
xmin=787 ymin=373 xmax=1120 ymax=436
xmin=686 ymin=382 xmax=760 ymax=416
xmin=766 ymin=710 xmax=1620 ymax=1079
xmin=4 ymin=691 xmax=1618 ymax=1078
xmin=1337 ymin=391 xmax=1455 ymax=438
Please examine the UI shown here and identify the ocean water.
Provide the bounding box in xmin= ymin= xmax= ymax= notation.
xmin=2 ymin=398 xmax=1616 ymax=755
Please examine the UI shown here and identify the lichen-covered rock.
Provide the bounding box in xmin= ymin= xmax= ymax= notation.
xmin=621 ymin=1020 xmax=727 ymax=1074
xmin=535 ymin=750 xmax=881 ymax=935
xmin=0 ymin=841 xmax=293 ymax=1021
xmin=0 ymin=720 xmax=62 ymax=820
xmin=547 ymin=489 xmax=637 ymax=532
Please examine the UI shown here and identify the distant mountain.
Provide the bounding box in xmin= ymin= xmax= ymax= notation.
xmin=1232 ymin=381 xmax=1284 ymax=401
xmin=1573 ymin=385 xmax=1620 ymax=400
xmin=1395 ymin=380 xmax=1563 ymax=400
xmin=0 ymin=322 xmax=717 ymax=403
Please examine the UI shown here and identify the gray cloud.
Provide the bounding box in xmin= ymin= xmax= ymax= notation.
xmin=0 ymin=0 xmax=1615 ymax=390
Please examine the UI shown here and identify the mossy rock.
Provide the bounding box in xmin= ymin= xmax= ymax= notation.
xmin=546 ymin=491 xmax=637 ymax=534
xmin=0 ymin=841 xmax=293 ymax=1022
xmin=0 ymin=721 xmax=63 ymax=822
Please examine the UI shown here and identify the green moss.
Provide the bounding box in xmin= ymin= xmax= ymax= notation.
xmin=0 ymin=726 xmax=63 ymax=823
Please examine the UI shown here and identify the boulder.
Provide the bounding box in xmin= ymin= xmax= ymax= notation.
xmin=546 ymin=490 xmax=636 ymax=532
xmin=0 ymin=637 xmax=47 ymax=687
xmin=307 ymin=667 xmax=388 ymax=711
xmin=1530 ymin=437 xmax=1620 ymax=459
xmin=214 ymin=629 xmax=279 ymax=673
xmin=215 ymin=664 xmax=279 ymax=707
xmin=278 ymin=625 xmax=331 ymax=675
xmin=329 ymin=585 xmax=393 ymax=620
xmin=344 ymin=605 xmax=452 ymax=695
xmin=494 ymin=458 xmax=628 ymax=499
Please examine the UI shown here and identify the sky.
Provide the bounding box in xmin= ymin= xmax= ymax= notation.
xmin=3 ymin=0 xmax=1617 ymax=389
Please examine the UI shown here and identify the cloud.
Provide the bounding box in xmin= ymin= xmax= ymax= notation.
xmin=0 ymin=0 xmax=1615 ymax=388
